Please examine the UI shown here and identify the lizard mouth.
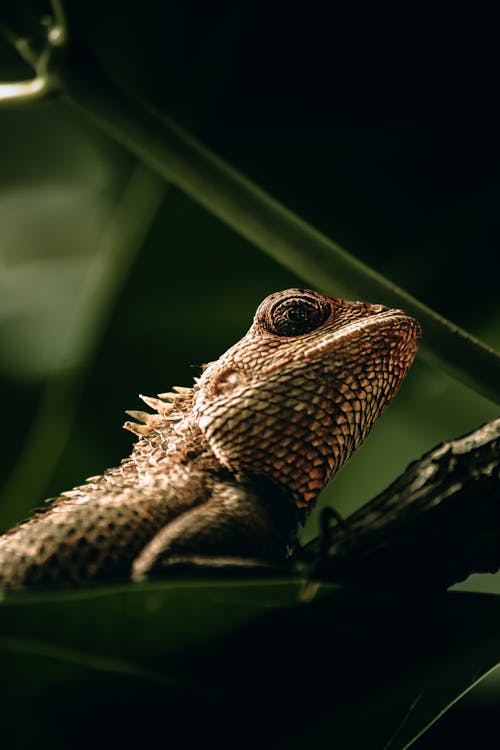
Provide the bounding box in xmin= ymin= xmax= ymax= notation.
xmin=301 ymin=309 xmax=422 ymax=363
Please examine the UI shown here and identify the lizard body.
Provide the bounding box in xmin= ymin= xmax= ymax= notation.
xmin=0 ymin=289 xmax=420 ymax=587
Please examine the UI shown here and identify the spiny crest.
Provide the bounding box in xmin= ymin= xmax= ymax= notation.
xmin=123 ymin=386 xmax=194 ymax=437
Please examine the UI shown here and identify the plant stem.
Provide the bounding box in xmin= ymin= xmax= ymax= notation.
xmin=34 ymin=64 xmax=500 ymax=406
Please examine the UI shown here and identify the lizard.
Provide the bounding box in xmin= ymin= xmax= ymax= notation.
xmin=0 ymin=288 xmax=421 ymax=588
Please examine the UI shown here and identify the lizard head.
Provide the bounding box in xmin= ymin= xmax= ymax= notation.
xmin=194 ymin=289 xmax=421 ymax=511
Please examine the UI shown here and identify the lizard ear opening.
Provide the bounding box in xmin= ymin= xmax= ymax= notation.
xmin=259 ymin=289 xmax=333 ymax=337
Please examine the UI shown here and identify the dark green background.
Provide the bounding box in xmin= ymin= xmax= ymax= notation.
xmin=0 ymin=2 xmax=499 ymax=747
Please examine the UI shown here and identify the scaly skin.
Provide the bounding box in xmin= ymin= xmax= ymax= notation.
xmin=0 ymin=289 xmax=421 ymax=587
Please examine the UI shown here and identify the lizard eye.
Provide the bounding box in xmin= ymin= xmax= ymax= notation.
xmin=265 ymin=291 xmax=331 ymax=336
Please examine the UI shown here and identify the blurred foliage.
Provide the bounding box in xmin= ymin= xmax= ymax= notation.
xmin=0 ymin=2 xmax=499 ymax=748
xmin=2 ymin=580 xmax=500 ymax=750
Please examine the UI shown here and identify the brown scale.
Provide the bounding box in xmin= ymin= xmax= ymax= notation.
xmin=0 ymin=289 xmax=420 ymax=587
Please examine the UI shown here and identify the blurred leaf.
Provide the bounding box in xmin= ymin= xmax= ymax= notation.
xmin=0 ymin=105 xmax=165 ymax=526
xmin=0 ymin=108 xmax=164 ymax=379
xmin=1 ymin=580 xmax=500 ymax=749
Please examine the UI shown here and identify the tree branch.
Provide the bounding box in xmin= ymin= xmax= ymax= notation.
xmin=302 ymin=418 xmax=500 ymax=591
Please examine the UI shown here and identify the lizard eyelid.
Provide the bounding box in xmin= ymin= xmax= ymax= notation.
xmin=265 ymin=292 xmax=332 ymax=337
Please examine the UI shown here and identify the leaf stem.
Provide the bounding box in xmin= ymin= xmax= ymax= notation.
xmin=0 ymin=76 xmax=54 ymax=105
xmin=57 ymin=68 xmax=500 ymax=404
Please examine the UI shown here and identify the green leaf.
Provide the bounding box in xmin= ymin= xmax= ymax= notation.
xmin=1 ymin=579 xmax=500 ymax=749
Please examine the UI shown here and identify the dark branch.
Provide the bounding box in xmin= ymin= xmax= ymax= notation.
xmin=300 ymin=417 xmax=500 ymax=591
